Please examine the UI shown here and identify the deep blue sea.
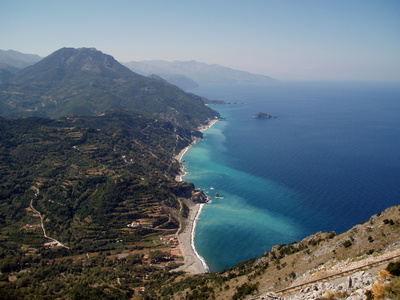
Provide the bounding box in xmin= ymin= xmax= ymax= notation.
xmin=182 ymin=81 xmax=400 ymax=272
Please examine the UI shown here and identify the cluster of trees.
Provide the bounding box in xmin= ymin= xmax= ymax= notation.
xmin=0 ymin=250 xmax=185 ymax=299
xmin=0 ymin=110 xmax=193 ymax=240
xmin=0 ymin=111 xmax=202 ymax=297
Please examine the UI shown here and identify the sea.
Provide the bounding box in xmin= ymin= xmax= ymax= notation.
xmin=181 ymin=81 xmax=400 ymax=273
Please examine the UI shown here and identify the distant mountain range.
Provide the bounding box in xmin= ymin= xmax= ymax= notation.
xmin=0 ymin=47 xmax=219 ymax=129
xmin=0 ymin=49 xmax=42 ymax=70
xmin=0 ymin=50 xmax=42 ymax=83
xmin=0 ymin=49 xmax=276 ymax=90
xmin=123 ymin=60 xmax=276 ymax=89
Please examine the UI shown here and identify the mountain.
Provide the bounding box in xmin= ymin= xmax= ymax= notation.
xmin=158 ymin=73 xmax=199 ymax=90
xmin=0 ymin=67 xmax=16 ymax=83
xmin=123 ymin=59 xmax=277 ymax=87
xmin=0 ymin=47 xmax=219 ymax=129
xmin=0 ymin=50 xmax=42 ymax=83
xmin=124 ymin=60 xmax=199 ymax=90
xmin=145 ymin=73 xmax=199 ymax=90
xmin=13 ymin=47 xmax=134 ymax=83
xmin=0 ymin=49 xmax=42 ymax=69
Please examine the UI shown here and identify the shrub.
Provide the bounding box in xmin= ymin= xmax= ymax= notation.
xmin=365 ymin=289 xmax=373 ymax=300
xmin=322 ymin=290 xmax=348 ymax=300
xmin=387 ymin=261 xmax=400 ymax=276
xmin=343 ymin=240 xmax=352 ymax=248
xmin=383 ymin=219 xmax=395 ymax=225
xmin=232 ymin=282 xmax=259 ymax=300
xmin=384 ymin=276 xmax=400 ymax=299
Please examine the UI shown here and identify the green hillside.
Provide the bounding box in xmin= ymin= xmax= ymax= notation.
xmin=0 ymin=48 xmax=219 ymax=129
xmin=0 ymin=111 xmax=200 ymax=298
xmin=0 ymin=110 xmax=195 ymax=244
xmin=0 ymin=47 xmax=222 ymax=298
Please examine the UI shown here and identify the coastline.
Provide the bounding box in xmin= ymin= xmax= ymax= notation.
xmin=174 ymin=200 xmax=209 ymax=274
xmin=174 ymin=118 xmax=218 ymax=274
xmin=175 ymin=118 xmax=218 ymax=182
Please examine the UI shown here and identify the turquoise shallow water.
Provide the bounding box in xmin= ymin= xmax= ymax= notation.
xmin=183 ymin=118 xmax=305 ymax=272
xmin=182 ymin=82 xmax=400 ymax=272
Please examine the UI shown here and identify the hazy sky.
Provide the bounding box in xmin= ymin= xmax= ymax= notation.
xmin=1 ymin=0 xmax=400 ymax=81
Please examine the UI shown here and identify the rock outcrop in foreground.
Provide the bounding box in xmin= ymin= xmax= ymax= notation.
xmin=252 ymin=206 xmax=400 ymax=300
xmin=170 ymin=205 xmax=400 ymax=300
xmin=264 ymin=270 xmax=389 ymax=300
xmin=191 ymin=190 xmax=209 ymax=203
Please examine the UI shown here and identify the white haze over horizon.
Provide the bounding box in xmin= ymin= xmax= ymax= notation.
xmin=1 ymin=0 xmax=400 ymax=82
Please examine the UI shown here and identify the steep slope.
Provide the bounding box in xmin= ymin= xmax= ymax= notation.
xmin=162 ymin=205 xmax=400 ymax=299
xmin=0 ymin=67 xmax=16 ymax=83
xmin=0 ymin=48 xmax=219 ymax=129
xmin=14 ymin=47 xmax=133 ymax=82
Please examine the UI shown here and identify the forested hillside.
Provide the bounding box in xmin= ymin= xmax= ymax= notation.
xmin=0 ymin=48 xmax=219 ymax=129
xmin=0 ymin=47 xmax=222 ymax=298
xmin=0 ymin=110 xmax=203 ymax=298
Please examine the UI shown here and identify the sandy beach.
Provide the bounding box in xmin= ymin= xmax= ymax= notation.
xmin=174 ymin=144 xmax=196 ymax=182
xmin=197 ymin=118 xmax=219 ymax=133
xmin=174 ymin=200 xmax=208 ymax=274
xmin=173 ymin=118 xmax=218 ymax=273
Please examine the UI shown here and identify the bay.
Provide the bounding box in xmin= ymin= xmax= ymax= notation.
xmin=182 ymin=81 xmax=400 ymax=272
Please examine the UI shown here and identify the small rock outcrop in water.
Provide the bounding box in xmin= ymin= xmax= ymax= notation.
xmin=253 ymin=112 xmax=277 ymax=119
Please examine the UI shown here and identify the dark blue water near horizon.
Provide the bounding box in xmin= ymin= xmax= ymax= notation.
xmin=182 ymin=81 xmax=400 ymax=272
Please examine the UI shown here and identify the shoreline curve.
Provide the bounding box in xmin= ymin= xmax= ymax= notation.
xmin=173 ymin=118 xmax=218 ymax=274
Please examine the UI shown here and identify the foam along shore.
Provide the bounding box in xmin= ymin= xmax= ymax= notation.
xmin=174 ymin=200 xmax=209 ymax=274
xmin=173 ymin=119 xmax=218 ymax=273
